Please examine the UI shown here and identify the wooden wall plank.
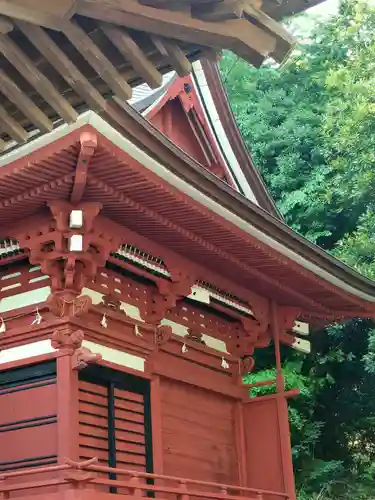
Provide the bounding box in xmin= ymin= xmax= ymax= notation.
xmin=160 ymin=378 xmax=239 ymax=484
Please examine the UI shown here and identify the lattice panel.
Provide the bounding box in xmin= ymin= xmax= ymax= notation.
xmin=0 ymin=264 xmax=50 ymax=300
xmin=92 ymin=268 xmax=159 ymax=318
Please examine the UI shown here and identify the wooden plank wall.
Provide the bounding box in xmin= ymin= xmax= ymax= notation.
xmin=160 ymin=378 xmax=239 ymax=484
xmin=0 ymin=361 xmax=57 ymax=472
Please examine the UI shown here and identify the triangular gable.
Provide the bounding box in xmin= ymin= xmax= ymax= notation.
xmin=146 ymin=76 xmax=234 ymax=186
xmin=130 ymin=63 xmax=280 ymax=218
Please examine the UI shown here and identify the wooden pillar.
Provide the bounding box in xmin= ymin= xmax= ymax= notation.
xmin=150 ymin=375 xmax=163 ymax=474
xmin=276 ymin=394 xmax=296 ymax=500
xmin=270 ymin=301 xmax=296 ymax=500
xmin=234 ymin=400 xmax=247 ymax=486
xmin=56 ymin=354 xmax=80 ymax=463
xmin=271 ymin=301 xmax=284 ymax=393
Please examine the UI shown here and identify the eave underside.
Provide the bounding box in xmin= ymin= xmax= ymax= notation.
xmin=0 ymin=120 xmax=373 ymax=320
xmin=0 ymin=0 xmax=299 ymax=151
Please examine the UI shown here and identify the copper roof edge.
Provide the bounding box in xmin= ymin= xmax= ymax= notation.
xmin=200 ymin=58 xmax=282 ymax=220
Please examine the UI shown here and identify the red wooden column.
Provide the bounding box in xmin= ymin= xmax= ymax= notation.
xmin=271 ymin=302 xmax=296 ymax=500
xmin=150 ymin=375 xmax=164 ymax=474
xmin=57 ymin=353 xmax=80 ymax=463
xmin=241 ymin=301 xmax=297 ymax=500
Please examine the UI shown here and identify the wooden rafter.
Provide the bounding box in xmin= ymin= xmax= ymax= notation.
xmin=16 ymin=20 xmax=107 ymax=112
xmin=100 ymin=23 xmax=163 ymax=89
xmin=191 ymin=0 xmax=244 ymax=22
xmin=152 ymin=36 xmax=191 ymax=77
xmin=62 ymin=20 xmax=133 ymax=102
xmin=0 ymin=69 xmax=53 ymax=133
xmin=0 ymin=0 xmax=295 ymax=149
xmin=0 ymin=104 xmax=27 ymax=143
xmin=0 ymin=0 xmax=76 ymax=29
xmin=0 ymin=31 xmax=78 ymax=123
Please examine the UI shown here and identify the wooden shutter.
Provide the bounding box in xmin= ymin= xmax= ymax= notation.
xmin=114 ymin=387 xmax=147 ymax=472
xmin=79 ymin=380 xmax=109 ymax=466
xmin=78 ymin=367 xmax=151 ymax=477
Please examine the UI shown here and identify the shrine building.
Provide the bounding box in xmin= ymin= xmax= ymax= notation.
xmin=1 ymin=3 xmax=375 ymax=500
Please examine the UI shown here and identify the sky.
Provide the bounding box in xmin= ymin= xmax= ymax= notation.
xmin=307 ymin=0 xmax=339 ymax=17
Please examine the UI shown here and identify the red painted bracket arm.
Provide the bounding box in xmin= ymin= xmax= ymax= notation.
xmin=71 ymin=132 xmax=97 ymax=204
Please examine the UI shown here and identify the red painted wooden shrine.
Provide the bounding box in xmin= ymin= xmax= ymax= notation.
xmin=1 ymin=7 xmax=375 ymax=500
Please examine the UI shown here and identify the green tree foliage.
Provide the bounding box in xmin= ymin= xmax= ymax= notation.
xmin=220 ymin=1 xmax=375 ymax=498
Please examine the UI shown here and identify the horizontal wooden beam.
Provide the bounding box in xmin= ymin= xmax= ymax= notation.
xmin=16 ymin=20 xmax=107 ymax=112
xmin=100 ymin=23 xmax=163 ymax=89
xmin=76 ymin=0 xmax=277 ymax=64
xmin=62 ymin=20 xmax=133 ymax=101
xmin=0 ymin=69 xmax=53 ymax=133
xmin=0 ymin=104 xmax=27 ymax=143
xmin=192 ymin=0 xmax=244 ymax=21
xmin=0 ymin=33 xmax=78 ymax=123
xmin=0 ymin=0 xmax=76 ymax=29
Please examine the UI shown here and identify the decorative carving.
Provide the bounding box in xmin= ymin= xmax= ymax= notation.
xmin=239 ymin=356 xmax=255 ymax=376
xmin=17 ymin=200 xmax=121 ymax=317
xmin=47 ymin=292 xmax=92 ymax=318
xmin=146 ymin=265 xmax=196 ymax=325
xmin=278 ymin=307 xmax=301 ymax=331
xmin=51 ymin=328 xmax=84 ymax=354
xmin=155 ymin=325 xmax=173 ymax=346
xmin=187 ymin=329 xmax=206 ymax=344
xmin=100 ymin=294 xmax=121 ymax=311
xmin=72 ymin=346 xmax=102 ymax=370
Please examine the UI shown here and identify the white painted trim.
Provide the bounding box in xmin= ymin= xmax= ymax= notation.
xmin=0 ymin=339 xmax=55 ymax=364
xmin=192 ymin=60 xmax=258 ymax=204
xmin=0 ymin=338 xmax=145 ymax=372
xmin=82 ymin=341 xmax=145 ymax=372
xmin=1 ymin=111 xmax=375 ymax=303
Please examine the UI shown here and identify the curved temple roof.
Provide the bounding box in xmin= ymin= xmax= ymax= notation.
xmin=0 ymin=103 xmax=375 ymax=321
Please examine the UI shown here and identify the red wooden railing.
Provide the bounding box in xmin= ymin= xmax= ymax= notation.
xmin=0 ymin=460 xmax=289 ymax=500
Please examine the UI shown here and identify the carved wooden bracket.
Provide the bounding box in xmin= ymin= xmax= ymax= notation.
xmin=51 ymin=327 xmax=102 ymax=370
xmin=239 ymin=356 xmax=255 ymax=376
xmin=146 ymin=265 xmax=196 ymax=325
xmin=51 ymin=327 xmax=84 ymax=354
xmin=17 ymin=200 xmax=121 ymax=317
xmin=72 ymin=346 xmax=102 ymax=371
